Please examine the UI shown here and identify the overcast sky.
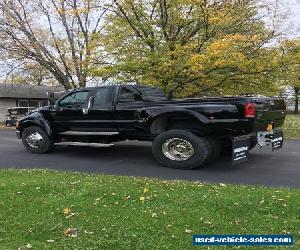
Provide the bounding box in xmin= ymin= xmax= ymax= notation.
xmin=287 ymin=0 xmax=300 ymax=37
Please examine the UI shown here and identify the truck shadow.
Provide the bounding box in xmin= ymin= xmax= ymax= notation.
xmin=52 ymin=142 xmax=272 ymax=173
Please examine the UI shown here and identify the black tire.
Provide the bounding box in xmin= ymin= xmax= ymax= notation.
xmin=22 ymin=126 xmax=54 ymax=154
xmin=152 ymin=130 xmax=211 ymax=169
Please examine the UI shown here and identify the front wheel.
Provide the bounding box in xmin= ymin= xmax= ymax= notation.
xmin=22 ymin=126 xmax=54 ymax=154
xmin=152 ymin=130 xmax=210 ymax=169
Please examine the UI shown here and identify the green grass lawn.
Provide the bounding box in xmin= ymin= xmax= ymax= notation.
xmin=284 ymin=115 xmax=300 ymax=139
xmin=0 ymin=170 xmax=299 ymax=249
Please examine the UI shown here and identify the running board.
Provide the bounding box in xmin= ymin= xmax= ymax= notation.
xmin=55 ymin=142 xmax=114 ymax=148
xmin=59 ymin=131 xmax=119 ymax=136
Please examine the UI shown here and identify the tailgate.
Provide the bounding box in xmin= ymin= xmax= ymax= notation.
xmin=251 ymin=97 xmax=286 ymax=131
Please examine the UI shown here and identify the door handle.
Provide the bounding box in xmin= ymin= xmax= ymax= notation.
xmin=82 ymin=108 xmax=89 ymax=115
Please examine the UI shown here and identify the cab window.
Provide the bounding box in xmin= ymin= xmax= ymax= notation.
xmin=136 ymin=86 xmax=167 ymax=101
xmin=118 ymin=86 xmax=141 ymax=102
xmin=94 ymin=87 xmax=112 ymax=105
xmin=58 ymin=91 xmax=89 ymax=108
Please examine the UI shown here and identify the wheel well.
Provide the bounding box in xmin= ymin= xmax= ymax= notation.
xmin=19 ymin=123 xmax=44 ymax=136
xmin=150 ymin=113 xmax=204 ymax=135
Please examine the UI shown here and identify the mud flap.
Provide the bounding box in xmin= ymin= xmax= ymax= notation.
xmin=232 ymin=137 xmax=250 ymax=164
xmin=271 ymin=131 xmax=283 ymax=151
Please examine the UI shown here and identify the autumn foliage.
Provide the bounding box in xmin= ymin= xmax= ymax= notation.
xmin=0 ymin=0 xmax=292 ymax=97
xmin=94 ymin=0 xmax=283 ymax=97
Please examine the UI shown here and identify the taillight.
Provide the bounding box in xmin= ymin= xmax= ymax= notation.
xmin=244 ymin=103 xmax=255 ymax=118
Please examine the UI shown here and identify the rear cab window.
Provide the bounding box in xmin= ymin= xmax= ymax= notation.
xmin=118 ymin=85 xmax=167 ymax=102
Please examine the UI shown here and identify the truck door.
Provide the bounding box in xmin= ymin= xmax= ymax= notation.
xmin=115 ymin=86 xmax=167 ymax=134
xmin=52 ymin=90 xmax=92 ymax=132
xmin=53 ymin=87 xmax=117 ymax=134
xmin=85 ymin=86 xmax=118 ymax=133
xmin=114 ymin=86 xmax=145 ymax=133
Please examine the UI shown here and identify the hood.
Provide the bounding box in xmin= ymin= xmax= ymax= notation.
xmin=27 ymin=105 xmax=51 ymax=115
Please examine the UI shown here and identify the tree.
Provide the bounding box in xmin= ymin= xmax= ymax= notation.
xmin=2 ymin=60 xmax=56 ymax=85
xmin=95 ymin=0 xmax=285 ymax=97
xmin=279 ymin=39 xmax=300 ymax=114
xmin=0 ymin=0 xmax=108 ymax=89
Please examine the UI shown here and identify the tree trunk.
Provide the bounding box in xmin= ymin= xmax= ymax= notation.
xmin=295 ymin=86 xmax=299 ymax=115
xmin=167 ymin=90 xmax=174 ymax=100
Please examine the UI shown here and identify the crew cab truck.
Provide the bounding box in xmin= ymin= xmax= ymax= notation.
xmin=16 ymin=85 xmax=286 ymax=169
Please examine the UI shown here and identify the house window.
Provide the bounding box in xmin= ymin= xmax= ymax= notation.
xmin=29 ymin=100 xmax=40 ymax=107
xmin=39 ymin=100 xmax=49 ymax=107
xmin=18 ymin=100 xmax=29 ymax=107
xmin=17 ymin=99 xmax=49 ymax=108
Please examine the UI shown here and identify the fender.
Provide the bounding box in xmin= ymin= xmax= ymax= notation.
xmin=141 ymin=107 xmax=210 ymax=133
xmin=18 ymin=112 xmax=52 ymax=137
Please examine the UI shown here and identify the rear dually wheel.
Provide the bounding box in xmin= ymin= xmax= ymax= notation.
xmin=152 ymin=130 xmax=211 ymax=169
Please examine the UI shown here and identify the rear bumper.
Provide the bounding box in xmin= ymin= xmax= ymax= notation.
xmin=16 ymin=130 xmax=21 ymax=139
xmin=232 ymin=128 xmax=283 ymax=164
xmin=234 ymin=127 xmax=283 ymax=142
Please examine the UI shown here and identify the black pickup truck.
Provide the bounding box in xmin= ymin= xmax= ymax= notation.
xmin=16 ymin=84 xmax=286 ymax=169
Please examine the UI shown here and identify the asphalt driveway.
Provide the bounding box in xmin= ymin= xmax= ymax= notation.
xmin=0 ymin=129 xmax=299 ymax=188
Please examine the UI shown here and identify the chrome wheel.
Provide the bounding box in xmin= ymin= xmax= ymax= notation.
xmin=162 ymin=138 xmax=195 ymax=161
xmin=25 ymin=132 xmax=43 ymax=149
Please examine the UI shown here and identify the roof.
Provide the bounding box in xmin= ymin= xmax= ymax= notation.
xmin=0 ymin=83 xmax=65 ymax=99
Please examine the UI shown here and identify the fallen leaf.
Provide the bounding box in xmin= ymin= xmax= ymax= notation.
xmin=65 ymin=213 xmax=76 ymax=219
xmin=185 ymin=229 xmax=193 ymax=233
xmin=63 ymin=208 xmax=71 ymax=216
xmin=64 ymin=228 xmax=77 ymax=237
xmin=70 ymin=180 xmax=80 ymax=185
xmin=84 ymin=230 xmax=94 ymax=235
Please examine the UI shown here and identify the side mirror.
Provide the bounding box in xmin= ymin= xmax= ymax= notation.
xmin=54 ymin=100 xmax=60 ymax=110
xmin=83 ymin=96 xmax=95 ymax=115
